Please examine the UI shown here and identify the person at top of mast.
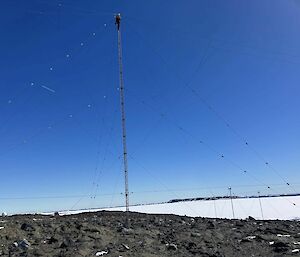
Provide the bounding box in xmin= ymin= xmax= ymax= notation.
xmin=115 ymin=13 xmax=121 ymax=30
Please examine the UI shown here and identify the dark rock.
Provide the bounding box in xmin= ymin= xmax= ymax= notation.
xmin=21 ymin=223 xmax=35 ymax=232
xmin=18 ymin=239 xmax=31 ymax=250
xmin=235 ymin=221 xmax=244 ymax=227
xmin=122 ymin=244 xmax=130 ymax=250
xmin=0 ymin=211 xmax=298 ymax=256
xmin=46 ymin=236 xmax=58 ymax=244
xmin=122 ymin=228 xmax=134 ymax=235
xmin=191 ymin=232 xmax=202 ymax=238
xmin=83 ymin=227 xmax=101 ymax=233
xmin=207 ymin=221 xmax=216 ymax=229
xmin=166 ymin=243 xmax=177 ymax=251
xmin=59 ymin=238 xmax=75 ymax=248
xmin=271 ymin=241 xmax=289 ymax=253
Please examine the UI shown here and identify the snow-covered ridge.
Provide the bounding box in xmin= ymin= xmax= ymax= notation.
xmin=43 ymin=195 xmax=300 ymax=220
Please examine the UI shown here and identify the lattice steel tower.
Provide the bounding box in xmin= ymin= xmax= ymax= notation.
xmin=115 ymin=13 xmax=130 ymax=218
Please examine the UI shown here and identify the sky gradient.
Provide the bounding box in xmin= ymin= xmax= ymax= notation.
xmin=1 ymin=0 xmax=300 ymax=213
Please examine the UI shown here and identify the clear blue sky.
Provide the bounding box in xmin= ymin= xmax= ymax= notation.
xmin=1 ymin=0 xmax=300 ymax=213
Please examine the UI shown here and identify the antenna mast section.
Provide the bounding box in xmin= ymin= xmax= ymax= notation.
xmin=115 ymin=13 xmax=130 ymax=216
xmin=228 ymin=187 xmax=235 ymax=219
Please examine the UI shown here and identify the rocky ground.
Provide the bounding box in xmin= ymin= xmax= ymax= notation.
xmin=0 ymin=211 xmax=300 ymax=256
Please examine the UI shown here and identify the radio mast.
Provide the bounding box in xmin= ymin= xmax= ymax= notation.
xmin=115 ymin=13 xmax=130 ymax=222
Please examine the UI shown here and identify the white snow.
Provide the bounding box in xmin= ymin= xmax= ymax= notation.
xmin=277 ymin=234 xmax=291 ymax=237
xmin=245 ymin=236 xmax=256 ymax=240
xmin=43 ymin=195 xmax=300 ymax=220
xmin=95 ymin=251 xmax=108 ymax=256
